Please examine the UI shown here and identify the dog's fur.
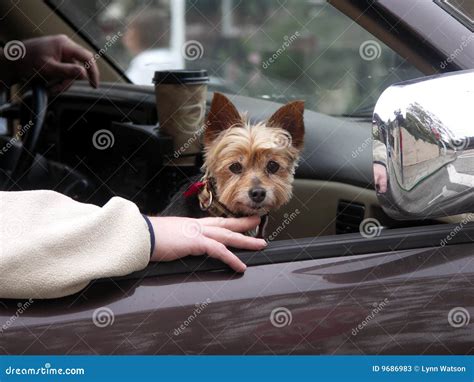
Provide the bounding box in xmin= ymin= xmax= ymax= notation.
xmin=161 ymin=93 xmax=304 ymax=234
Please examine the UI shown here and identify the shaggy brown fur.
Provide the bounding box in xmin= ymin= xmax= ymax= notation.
xmin=161 ymin=92 xmax=305 ymax=224
xmin=203 ymin=93 xmax=304 ymax=216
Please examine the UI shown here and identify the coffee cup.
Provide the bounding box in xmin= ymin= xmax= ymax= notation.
xmin=153 ymin=70 xmax=209 ymax=166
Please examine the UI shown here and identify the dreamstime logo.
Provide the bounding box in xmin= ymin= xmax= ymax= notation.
xmin=92 ymin=129 xmax=115 ymax=150
xmin=440 ymin=213 xmax=473 ymax=247
xmin=267 ymin=209 xmax=301 ymax=241
xmin=448 ymin=307 xmax=470 ymax=328
xmin=84 ymin=31 xmax=122 ymax=69
xmin=0 ymin=299 xmax=34 ymax=334
xmin=352 ymin=299 xmax=389 ymax=336
xmin=182 ymin=220 xmax=203 ymax=238
xmin=173 ymin=124 xmax=206 ymax=159
xmin=3 ymin=40 xmax=26 ymax=61
xmin=181 ymin=40 xmax=204 ymax=61
xmin=359 ymin=40 xmax=381 ymax=61
xmin=0 ymin=216 xmax=26 ymax=240
xmin=359 ymin=218 xmax=382 ymax=238
xmin=450 ymin=136 xmax=470 ymax=151
xmin=262 ymin=31 xmax=300 ymax=69
xmin=173 ymin=298 xmax=211 ymax=336
xmin=270 ymin=130 xmax=292 ymax=149
xmin=4 ymin=363 xmax=85 ymax=376
xmin=352 ymin=136 xmax=372 ymax=159
xmin=92 ymin=307 xmax=115 ymax=328
xmin=0 ymin=120 xmax=34 ymax=157
xmin=270 ymin=307 xmax=292 ymax=328
xmin=440 ymin=34 xmax=474 ymax=69
xmin=176 ymin=103 xmax=206 ymax=134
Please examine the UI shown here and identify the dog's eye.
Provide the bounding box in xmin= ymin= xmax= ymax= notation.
xmin=267 ymin=160 xmax=280 ymax=174
xmin=229 ymin=162 xmax=243 ymax=174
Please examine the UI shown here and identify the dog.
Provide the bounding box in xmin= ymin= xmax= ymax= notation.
xmin=161 ymin=92 xmax=305 ymax=238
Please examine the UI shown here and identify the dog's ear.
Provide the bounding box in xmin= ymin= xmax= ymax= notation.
xmin=268 ymin=101 xmax=305 ymax=150
xmin=204 ymin=92 xmax=242 ymax=145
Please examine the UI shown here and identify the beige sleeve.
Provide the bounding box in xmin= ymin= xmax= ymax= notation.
xmin=0 ymin=190 xmax=150 ymax=299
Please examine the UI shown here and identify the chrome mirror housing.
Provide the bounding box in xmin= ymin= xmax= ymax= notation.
xmin=372 ymin=70 xmax=474 ymax=220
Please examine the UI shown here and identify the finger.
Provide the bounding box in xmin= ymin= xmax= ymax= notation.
xmin=44 ymin=60 xmax=88 ymax=82
xmin=63 ymin=41 xmax=99 ymax=88
xmin=202 ymin=237 xmax=247 ymax=273
xmin=200 ymin=215 xmax=261 ymax=233
xmin=375 ymin=176 xmax=387 ymax=193
xmin=84 ymin=56 xmax=99 ymax=88
xmin=203 ymin=226 xmax=267 ymax=250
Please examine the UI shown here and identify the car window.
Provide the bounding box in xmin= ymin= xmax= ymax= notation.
xmin=436 ymin=0 xmax=474 ymax=31
xmin=49 ymin=0 xmax=423 ymax=117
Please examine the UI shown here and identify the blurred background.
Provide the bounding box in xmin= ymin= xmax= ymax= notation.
xmin=51 ymin=0 xmax=424 ymax=116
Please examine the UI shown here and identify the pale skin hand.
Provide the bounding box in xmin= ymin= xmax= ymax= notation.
xmin=148 ymin=215 xmax=267 ymax=272
xmin=0 ymin=35 xmax=99 ymax=92
xmin=373 ymin=163 xmax=388 ymax=193
xmin=0 ymin=36 xmax=263 ymax=271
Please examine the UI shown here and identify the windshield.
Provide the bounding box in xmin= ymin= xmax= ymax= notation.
xmin=49 ymin=0 xmax=423 ymax=116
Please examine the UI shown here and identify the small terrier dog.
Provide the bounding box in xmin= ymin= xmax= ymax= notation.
xmin=161 ymin=92 xmax=305 ymax=237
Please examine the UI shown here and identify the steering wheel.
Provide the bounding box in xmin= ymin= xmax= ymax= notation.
xmin=4 ymin=84 xmax=48 ymax=190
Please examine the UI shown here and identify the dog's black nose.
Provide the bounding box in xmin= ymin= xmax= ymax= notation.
xmin=249 ymin=187 xmax=266 ymax=203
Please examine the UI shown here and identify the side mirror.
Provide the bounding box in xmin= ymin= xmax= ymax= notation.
xmin=372 ymin=70 xmax=474 ymax=220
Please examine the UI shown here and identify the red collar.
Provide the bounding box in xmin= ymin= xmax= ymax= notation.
xmin=182 ymin=178 xmax=267 ymax=238
xmin=183 ymin=181 xmax=206 ymax=198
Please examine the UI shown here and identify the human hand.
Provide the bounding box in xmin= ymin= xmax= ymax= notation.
xmin=373 ymin=163 xmax=388 ymax=193
xmin=1 ymin=35 xmax=99 ymax=92
xmin=148 ymin=215 xmax=267 ymax=272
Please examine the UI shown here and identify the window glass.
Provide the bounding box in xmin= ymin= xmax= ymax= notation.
xmin=50 ymin=0 xmax=423 ymax=116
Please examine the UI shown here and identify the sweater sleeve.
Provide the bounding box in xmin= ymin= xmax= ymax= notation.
xmin=0 ymin=190 xmax=151 ymax=299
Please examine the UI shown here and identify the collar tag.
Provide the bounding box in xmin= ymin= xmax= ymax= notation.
xmin=199 ymin=187 xmax=213 ymax=211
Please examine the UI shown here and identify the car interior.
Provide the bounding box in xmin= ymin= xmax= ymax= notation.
xmin=0 ymin=0 xmax=467 ymax=264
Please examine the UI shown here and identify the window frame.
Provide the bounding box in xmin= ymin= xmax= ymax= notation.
xmin=105 ymin=222 xmax=474 ymax=281
xmin=435 ymin=0 xmax=474 ymax=32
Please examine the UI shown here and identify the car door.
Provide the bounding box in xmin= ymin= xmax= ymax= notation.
xmin=1 ymin=0 xmax=473 ymax=356
xmin=1 ymin=223 xmax=473 ymax=354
